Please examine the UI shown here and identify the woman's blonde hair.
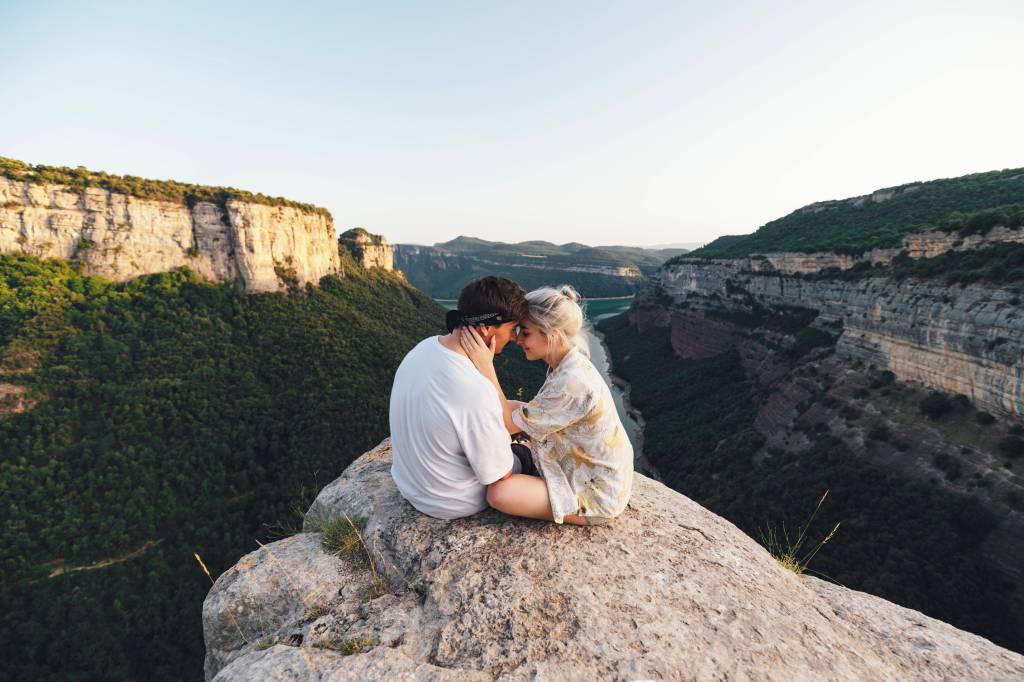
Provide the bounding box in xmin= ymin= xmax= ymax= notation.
xmin=524 ymin=285 xmax=590 ymax=361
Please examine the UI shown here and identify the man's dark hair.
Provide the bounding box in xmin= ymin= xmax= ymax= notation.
xmin=455 ymin=276 xmax=528 ymax=325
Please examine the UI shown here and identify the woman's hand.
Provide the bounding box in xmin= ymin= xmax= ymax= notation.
xmin=460 ymin=326 xmax=521 ymax=433
xmin=459 ymin=326 xmax=497 ymax=378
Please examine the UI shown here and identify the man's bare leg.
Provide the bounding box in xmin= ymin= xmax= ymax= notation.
xmin=486 ymin=474 xmax=587 ymax=526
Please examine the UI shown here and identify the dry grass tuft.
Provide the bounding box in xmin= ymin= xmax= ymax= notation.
xmin=759 ymin=490 xmax=841 ymax=578
xmin=194 ymin=552 xmax=250 ymax=645
xmin=339 ymin=636 xmax=375 ymax=655
xmin=309 ymin=513 xmax=389 ymax=598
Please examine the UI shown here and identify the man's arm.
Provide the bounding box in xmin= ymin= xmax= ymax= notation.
xmin=483 ymin=374 xmax=524 ymax=435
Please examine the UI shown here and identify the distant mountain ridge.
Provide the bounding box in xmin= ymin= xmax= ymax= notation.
xmin=394 ymin=236 xmax=685 ymax=298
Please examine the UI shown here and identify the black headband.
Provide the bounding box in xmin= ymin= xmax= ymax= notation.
xmin=445 ymin=310 xmax=510 ymax=333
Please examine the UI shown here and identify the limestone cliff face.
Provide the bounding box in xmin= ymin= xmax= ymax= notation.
xmin=339 ymin=228 xmax=393 ymax=270
xmin=202 ymin=439 xmax=1024 ymax=681
xmin=0 ymin=177 xmax=341 ymax=292
xmin=657 ymin=259 xmax=1024 ymax=416
xmin=901 ymin=225 xmax=1024 ymax=259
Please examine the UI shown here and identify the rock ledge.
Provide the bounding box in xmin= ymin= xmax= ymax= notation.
xmin=202 ymin=439 xmax=1024 ymax=680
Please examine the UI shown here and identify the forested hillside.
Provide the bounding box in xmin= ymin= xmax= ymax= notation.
xmin=0 ymin=251 xmax=544 ymax=681
xmin=690 ymin=167 xmax=1024 ymax=257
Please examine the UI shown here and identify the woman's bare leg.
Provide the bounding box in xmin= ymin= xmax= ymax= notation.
xmin=486 ymin=475 xmax=588 ymax=526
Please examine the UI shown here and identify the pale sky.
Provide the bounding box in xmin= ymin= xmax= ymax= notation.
xmin=1 ymin=1 xmax=1022 ymax=248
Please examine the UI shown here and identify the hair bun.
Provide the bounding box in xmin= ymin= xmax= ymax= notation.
xmin=559 ymin=285 xmax=580 ymax=303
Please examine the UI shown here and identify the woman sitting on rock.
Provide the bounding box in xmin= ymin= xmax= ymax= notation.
xmin=459 ymin=285 xmax=634 ymax=525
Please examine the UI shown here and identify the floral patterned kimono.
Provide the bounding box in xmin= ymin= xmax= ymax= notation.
xmin=511 ymin=346 xmax=634 ymax=524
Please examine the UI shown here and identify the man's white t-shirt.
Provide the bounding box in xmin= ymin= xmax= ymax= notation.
xmin=389 ymin=336 xmax=513 ymax=519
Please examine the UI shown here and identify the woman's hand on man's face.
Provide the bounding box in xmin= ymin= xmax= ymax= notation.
xmin=459 ymin=326 xmax=497 ymax=377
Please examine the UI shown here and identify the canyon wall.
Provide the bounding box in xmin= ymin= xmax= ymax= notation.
xmin=653 ymin=259 xmax=1024 ymax=416
xmin=0 ymin=177 xmax=341 ymax=292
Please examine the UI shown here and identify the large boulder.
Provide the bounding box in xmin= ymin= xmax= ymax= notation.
xmin=203 ymin=438 xmax=1024 ymax=680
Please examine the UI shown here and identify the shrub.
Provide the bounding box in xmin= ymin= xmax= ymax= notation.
xmin=920 ymin=391 xmax=955 ymax=420
xmin=976 ymin=411 xmax=996 ymax=425
xmin=997 ymin=436 xmax=1024 ymax=459
xmin=933 ymin=453 xmax=963 ymax=481
xmin=786 ymin=327 xmax=835 ymax=358
xmin=867 ymin=425 xmax=892 ymax=442
xmin=869 ymin=370 xmax=896 ymax=388
xmin=840 ymin=405 xmax=861 ymax=421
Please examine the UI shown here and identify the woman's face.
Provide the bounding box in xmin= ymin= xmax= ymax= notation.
xmin=515 ymin=320 xmax=549 ymax=361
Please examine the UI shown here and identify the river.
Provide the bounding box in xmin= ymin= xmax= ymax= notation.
xmin=436 ymin=297 xmax=652 ymax=475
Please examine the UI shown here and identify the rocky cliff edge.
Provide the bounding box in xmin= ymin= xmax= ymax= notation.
xmin=202 ymin=439 xmax=1024 ymax=681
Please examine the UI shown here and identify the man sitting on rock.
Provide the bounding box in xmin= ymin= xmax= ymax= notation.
xmin=389 ymin=276 xmax=536 ymax=519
